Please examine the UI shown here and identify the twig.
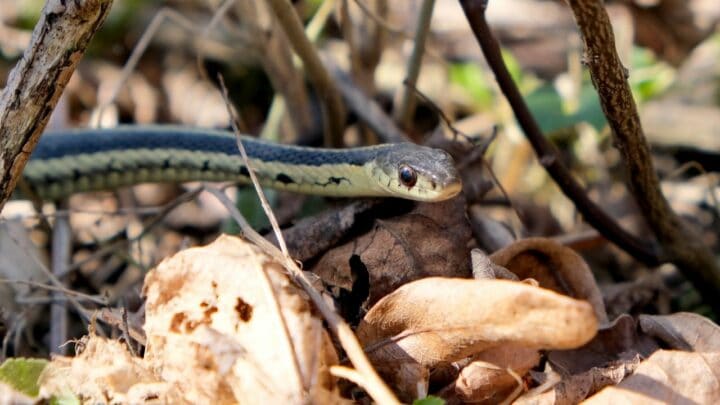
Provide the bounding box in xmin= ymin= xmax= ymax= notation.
xmin=261 ymin=0 xmax=336 ymax=141
xmin=393 ymin=0 xmax=435 ymax=129
xmin=212 ymin=79 xmax=399 ymax=404
xmin=325 ymin=58 xmax=410 ymax=143
xmin=352 ymin=0 xmax=409 ymax=37
xmin=50 ymin=207 xmax=72 ymax=356
xmin=265 ymin=0 xmax=347 ymax=147
xmin=458 ymin=0 xmax=659 ymax=265
xmin=0 ymin=279 xmax=107 ymax=305
xmin=330 ymin=365 xmax=371 ymax=389
xmin=218 ymin=76 xmax=306 ymax=393
xmin=566 ymin=0 xmax=720 ymax=314
xmin=0 ymin=0 xmax=113 ymax=211
xmin=121 ymin=304 xmax=137 ymax=357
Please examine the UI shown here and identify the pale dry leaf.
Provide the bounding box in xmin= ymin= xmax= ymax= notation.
xmin=356 ymin=277 xmax=597 ymax=400
xmin=142 ymin=235 xmax=340 ymax=404
xmin=490 ymin=237 xmax=608 ymax=323
xmin=39 ymin=334 xmax=184 ymax=404
xmin=548 ymin=314 xmax=659 ymax=377
xmin=438 ymin=344 xmax=540 ymax=404
xmin=471 ymin=248 xmax=518 ymax=280
xmin=312 ymin=196 xmax=472 ymax=310
xmin=358 ymin=278 xmax=598 ymax=365
xmin=639 ymin=312 xmax=720 ymax=352
xmin=584 ymin=350 xmax=720 ymax=404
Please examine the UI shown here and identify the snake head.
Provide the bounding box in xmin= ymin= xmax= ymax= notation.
xmin=371 ymin=143 xmax=462 ymax=202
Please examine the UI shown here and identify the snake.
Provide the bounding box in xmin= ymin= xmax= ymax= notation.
xmin=22 ymin=126 xmax=462 ymax=202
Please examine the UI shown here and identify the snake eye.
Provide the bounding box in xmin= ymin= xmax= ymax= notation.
xmin=398 ymin=165 xmax=417 ymax=188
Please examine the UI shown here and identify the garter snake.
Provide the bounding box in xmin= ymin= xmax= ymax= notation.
xmin=22 ymin=126 xmax=462 ymax=202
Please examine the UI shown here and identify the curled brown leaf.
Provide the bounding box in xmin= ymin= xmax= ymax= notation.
xmin=490 ymin=237 xmax=608 ymax=323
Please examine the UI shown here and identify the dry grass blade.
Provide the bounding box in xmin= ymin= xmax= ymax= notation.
xmin=212 ymin=77 xmax=400 ymax=404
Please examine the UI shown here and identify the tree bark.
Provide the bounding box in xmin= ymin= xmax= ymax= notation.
xmin=0 ymin=0 xmax=113 ymax=211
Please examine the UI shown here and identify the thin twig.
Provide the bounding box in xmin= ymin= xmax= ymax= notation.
xmin=0 ymin=279 xmax=107 ymax=305
xmin=96 ymin=7 xmax=196 ymax=123
xmin=47 ymin=203 xmax=72 ymax=358
xmin=218 ymin=76 xmax=307 ymax=393
xmin=458 ymin=0 xmax=660 ymax=265
xmin=393 ymin=0 xmax=435 ymax=129
xmin=265 ymin=0 xmax=347 ymax=147
xmin=121 ymin=304 xmax=137 ymax=357
xmin=261 ymin=0 xmax=336 ymax=141
xmin=211 ymin=78 xmax=399 ymax=404
xmin=325 ymin=57 xmax=410 ymax=143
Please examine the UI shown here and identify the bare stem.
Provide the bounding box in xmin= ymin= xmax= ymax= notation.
xmin=0 ymin=0 xmax=113 ymax=211
xmin=393 ymin=0 xmax=436 ymax=129
xmin=566 ymin=0 xmax=720 ymax=314
xmin=265 ymin=0 xmax=347 ymax=146
xmin=458 ymin=0 xmax=660 ymax=265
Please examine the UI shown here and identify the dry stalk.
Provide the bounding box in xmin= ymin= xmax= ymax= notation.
xmin=265 ymin=0 xmax=347 ymax=147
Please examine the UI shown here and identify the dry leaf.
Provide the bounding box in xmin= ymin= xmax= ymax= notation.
xmin=356 ymin=278 xmax=597 ymax=400
xmin=439 ymin=344 xmax=540 ymax=404
xmin=471 ymin=249 xmax=518 ymax=280
xmin=142 ymin=235 xmax=340 ymax=404
xmin=312 ymin=196 xmax=472 ymax=310
xmin=39 ymin=334 xmax=182 ymax=404
xmin=490 ymin=237 xmax=608 ymax=323
xmin=272 ymin=199 xmax=377 ymax=262
xmin=548 ymin=314 xmax=659 ymax=377
xmin=584 ymin=350 xmax=720 ymax=404
xmin=40 ymin=236 xmax=342 ymax=403
xmin=515 ymin=355 xmax=641 ymax=405
xmin=639 ymin=311 xmax=720 ymax=351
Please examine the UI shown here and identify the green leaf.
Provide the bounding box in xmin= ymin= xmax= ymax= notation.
xmin=0 ymin=357 xmax=48 ymax=398
xmin=50 ymin=394 xmax=81 ymax=405
xmin=449 ymin=63 xmax=494 ymax=109
xmin=413 ymin=395 xmax=446 ymax=405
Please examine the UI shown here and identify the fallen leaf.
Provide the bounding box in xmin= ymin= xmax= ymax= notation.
xmin=40 ymin=235 xmax=342 ymax=404
xmin=548 ymin=314 xmax=659 ymax=377
xmin=312 ymin=196 xmax=472 ymax=312
xmin=142 ymin=235 xmax=340 ymax=403
xmin=639 ymin=311 xmax=720 ymax=351
xmin=438 ymin=344 xmax=540 ymax=404
xmin=490 ymin=237 xmax=608 ymax=323
xmin=39 ymin=334 xmax=180 ymax=404
xmin=471 ymin=248 xmax=518 ymax=280
xmin=515 ymin=355 xmax=640 ymax=405
xmin=584 ymin=350 xmax=720 ymax=404
xmin=357 ymin=278 xmax=597 ymax=400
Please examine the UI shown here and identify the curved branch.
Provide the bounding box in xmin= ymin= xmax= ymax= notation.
xmin=0 ymin=0 xmax=113 ymax=211
xmin=458 ymin=0 xmax=659 ymax=265
xmin=566 ymin=0 xmax=720 ymax=313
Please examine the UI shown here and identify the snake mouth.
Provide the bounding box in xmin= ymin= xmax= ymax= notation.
xmin=436 ymin=177 xmax=463 ymax=200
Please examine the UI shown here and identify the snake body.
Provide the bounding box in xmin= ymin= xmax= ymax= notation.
xmin=23 ymin=126 xmax=461 ymax=201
